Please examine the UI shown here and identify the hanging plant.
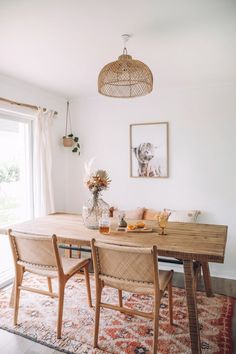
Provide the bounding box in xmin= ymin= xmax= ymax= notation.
xmin=62 ymin=101 xmax=80 ymax=154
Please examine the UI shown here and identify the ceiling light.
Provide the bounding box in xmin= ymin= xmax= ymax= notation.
xmin=98 ymin=34 xmax=153 ymax=98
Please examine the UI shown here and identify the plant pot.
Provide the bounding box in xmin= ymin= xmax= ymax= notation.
xmin=63 ymin=137 xmax=74 ymax=147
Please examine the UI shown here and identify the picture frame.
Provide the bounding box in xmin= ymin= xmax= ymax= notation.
xmin=130 ymin=122 xmax=169 ymax=178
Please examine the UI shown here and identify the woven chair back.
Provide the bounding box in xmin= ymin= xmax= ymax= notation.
xmin=92 ymin=241 xmax=158 ymax=284
xmin=8 ymin=231 xmax=58 ymax=268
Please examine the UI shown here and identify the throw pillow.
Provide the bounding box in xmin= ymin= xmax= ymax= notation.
xmin=126 ymin=207 xmax=145 ymax=219
xmin=113 ymin=207 xmax=145 ymax=220
xmin=143 ymin=208 xmax=161 ymax=220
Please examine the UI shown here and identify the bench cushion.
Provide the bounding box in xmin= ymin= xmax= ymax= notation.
xmin=167 ymin=209 xmax=200 ymax=223
xmin=143 ymin=208 xmax=161 ymax=220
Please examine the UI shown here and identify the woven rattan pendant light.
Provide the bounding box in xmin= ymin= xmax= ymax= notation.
xmin=98 ymin=34 xmax=153 ymax=98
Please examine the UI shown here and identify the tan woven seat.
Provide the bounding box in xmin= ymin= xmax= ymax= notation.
xmin=19 ymin=257 xmax=90 ymax=278
xmin=8 ymin=230 xmax=92 ymax=339
xmin=100 ymin=269 xmax=172 ymax=294
xmin=91 ymin=239 xmax=174 ymax=354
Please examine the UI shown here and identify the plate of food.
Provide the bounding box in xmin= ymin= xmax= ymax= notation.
xmin=126 ymin=222 xmax=153 ymax=233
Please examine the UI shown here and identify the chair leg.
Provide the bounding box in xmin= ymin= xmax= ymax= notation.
xmin=118 ymin=289 xmax=123 ymax=310
xmin=193 ymin=261 xmax=201 ymax=292
xmin=13 ymin=266 xmax=24 ymax=325
xmin=84 ymin=264 xmax=92 ymax=308
xmin=168 ymin=281 xmax=173 ymax=325
xmin=10 ymin=265 xmax=24 ymax=308
xmin=57 ymin=280 xmax=65 ymax=339
xmin=94 ymin=281 xmax=102 ymax=348
xmin=153 ymin=296 xmax=160 ymax=354
xmin=47 ymin=277 xmax=54 ymax=298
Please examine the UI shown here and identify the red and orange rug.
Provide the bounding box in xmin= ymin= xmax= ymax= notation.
xmin=0 ymin=274 xmax=234 ymax=353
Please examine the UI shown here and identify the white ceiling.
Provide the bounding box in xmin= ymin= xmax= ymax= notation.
xmin=0 ymin=0 xmax=235 ymax=98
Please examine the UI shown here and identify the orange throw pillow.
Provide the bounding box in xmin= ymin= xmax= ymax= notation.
xmin=143 ymin=208 xmax=161 ymax=221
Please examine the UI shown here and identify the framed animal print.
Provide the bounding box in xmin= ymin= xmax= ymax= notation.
xmin=130 ymin=122 xmax=169 ymax=178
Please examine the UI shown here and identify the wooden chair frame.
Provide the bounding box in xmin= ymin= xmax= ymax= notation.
xmin=8 ymin=229 xmax=92 ymax=339
xmin=91 ymin=239 xmax=174 ymax=354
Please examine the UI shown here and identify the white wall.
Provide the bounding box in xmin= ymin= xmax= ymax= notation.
xmin=0 ymin=74 xmax=67 ymax=211
xmin=0 ymin=74 xmax=235 ymax=280
xmin=67 ymin=84 xmax=236 ymax=279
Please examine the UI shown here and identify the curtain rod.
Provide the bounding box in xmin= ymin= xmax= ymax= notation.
xmin=0 ymin=97 xmax=58 ymax=115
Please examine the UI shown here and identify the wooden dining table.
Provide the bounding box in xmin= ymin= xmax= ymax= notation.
xmin=3 ymin=212 xmax=228 ymax=354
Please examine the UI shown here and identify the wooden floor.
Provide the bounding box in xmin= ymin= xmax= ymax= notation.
xmin=0 ymin=273 xmax=235 ymax=354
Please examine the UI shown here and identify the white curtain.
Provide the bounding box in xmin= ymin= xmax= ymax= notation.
xmin=33 ymin=108 xmax=55 ymax=217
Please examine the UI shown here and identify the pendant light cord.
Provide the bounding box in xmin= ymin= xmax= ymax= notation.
xmin=123 ymin=47 xmax=128 ymax=55
xmin=65 ymin=101 xmax=72 ymax=136
xmin=122 ymin=34 xmax=130 ymax=55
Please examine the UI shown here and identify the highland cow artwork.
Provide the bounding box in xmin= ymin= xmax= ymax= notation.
xmin=130 ymin=122 xmax=168 ymax=178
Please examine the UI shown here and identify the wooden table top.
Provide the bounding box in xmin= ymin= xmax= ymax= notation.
xmin=3 ymin=213 xmax=227 ymax=263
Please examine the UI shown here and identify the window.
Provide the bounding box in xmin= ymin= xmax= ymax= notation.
xmin=0 ymin=113 xmax=33 ymax=287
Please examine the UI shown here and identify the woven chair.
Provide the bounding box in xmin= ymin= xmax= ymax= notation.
xmin=91 ymin=239 xmax=174 ymax=354
xmin=8 ymin=229 xmax=92 ymax=339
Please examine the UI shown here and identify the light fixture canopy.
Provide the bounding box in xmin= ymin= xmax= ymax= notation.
xmin=98 ymin=35 xmax=153 ymax=98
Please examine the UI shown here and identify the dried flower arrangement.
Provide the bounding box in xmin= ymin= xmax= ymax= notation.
xmin=85 ymin=169 xmax=111 ymax=197
xmin=82 ymin=162 xmax=111 ymax=229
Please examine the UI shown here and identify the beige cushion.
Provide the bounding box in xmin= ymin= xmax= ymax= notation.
xmin=167 ymin=209 xmax=200 ymax=223
xmin=143 ymin=208 xmax=161 ymax=220
xmin=113 ymin=207 xmax=145 ymax=220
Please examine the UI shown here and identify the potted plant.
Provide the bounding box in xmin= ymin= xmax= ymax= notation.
xmin=62 ymin=101 xmax=80 ymax=154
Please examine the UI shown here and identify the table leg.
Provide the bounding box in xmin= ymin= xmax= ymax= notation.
xmin=64 ymin=244 xmax=72 ymax=258
xmin=183 ymin=260 xmax=202 ymax=354
xmin=64 ymin=244 xmax=81 ymax=258
xmin=193 ymin=261 xmax=201 ymax=291
xmin=201 ymin=261 xmax=213 ymax=297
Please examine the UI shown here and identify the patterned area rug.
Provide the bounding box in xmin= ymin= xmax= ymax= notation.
xmin=0 ymin=274 xmax=234 ymax=354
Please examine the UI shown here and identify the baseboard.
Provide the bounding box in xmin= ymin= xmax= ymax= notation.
xmin=210 ymin=271 xmax=236 ymax=280
xmin=159 ymin=263 xmax=236 ymax=281
xmin=159 ymin=263 xmax=183 ymax=273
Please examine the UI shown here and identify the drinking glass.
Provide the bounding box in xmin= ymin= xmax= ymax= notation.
xmin=158 ymin=211 xmax=171 ymax=235
xmin=99 ymin=213 xmax=110 ymax=234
